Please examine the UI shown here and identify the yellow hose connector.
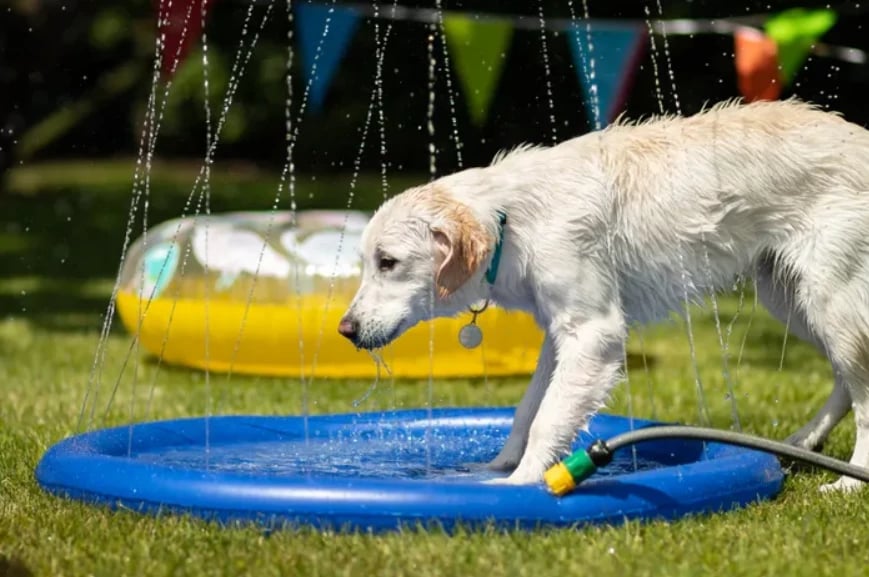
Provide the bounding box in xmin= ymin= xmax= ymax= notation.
xmin=543 ymin=462 xmax=577 ymax=496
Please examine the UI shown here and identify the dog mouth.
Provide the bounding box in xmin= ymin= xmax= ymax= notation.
xmin=355 ymin=322 xmax=404 ymax=351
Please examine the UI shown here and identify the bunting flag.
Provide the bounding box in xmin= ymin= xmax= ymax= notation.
xmin=295 ymin=2 xmax=361 ymax=114
xmin=149 ymin=0 xmax=858 ymax=122
xmin=734 ymin=26 xmax=782 ymax=102
xmin=567 ymin=23 xmax=647 ymax=128
xmin=154 ymin=0 xmax=212 ymax=79
xmin=764 ymin=8 xmax=837 ymax=86
xmin=443 ymin=14 xmax=513 ymax=127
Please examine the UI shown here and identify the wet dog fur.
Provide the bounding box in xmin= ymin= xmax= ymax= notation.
xmin=339 ymin=99 xmax=869 ymax=490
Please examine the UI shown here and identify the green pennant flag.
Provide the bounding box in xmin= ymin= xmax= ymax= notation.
xmin=443 ymin=14 xmax=513 ymax=127
xmin=764 ymin=8 xmax=837 ymax=85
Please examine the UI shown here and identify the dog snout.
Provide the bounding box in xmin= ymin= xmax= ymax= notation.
xmin=338 ymin=316 xmax=360 ymax=343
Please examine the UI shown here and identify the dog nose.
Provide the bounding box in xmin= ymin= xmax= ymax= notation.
xmin=338 ymin=317 xmax=359 ymax=342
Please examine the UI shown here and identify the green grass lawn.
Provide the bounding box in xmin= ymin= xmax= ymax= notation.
xmin=3 ymin=161 xmax=869 ymax=577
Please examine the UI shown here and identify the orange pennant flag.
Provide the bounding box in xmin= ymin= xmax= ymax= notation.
xmin=734 ymin=26 xmax=782 ymax=102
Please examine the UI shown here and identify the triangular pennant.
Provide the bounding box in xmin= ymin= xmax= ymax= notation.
xmin=568 ymin=23 xmax=647 ymax=128
xmin=154 ymin=0 xmax=212 ymax=79
xmin=734 ymin=26 xmax=782 ymax=102
xmin=295 ymin=2 xmax=361 ymax=114
xmin=764 ymin=8 xmax=837 ymax=85
xmin=443 ymin=13 xmax=513 ymax=127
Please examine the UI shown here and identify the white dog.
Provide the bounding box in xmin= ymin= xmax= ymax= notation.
xmin=338 ymin=99 xmax=869 ymax=491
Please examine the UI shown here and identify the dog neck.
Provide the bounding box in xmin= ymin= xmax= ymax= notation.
xmin=485 ymin=210 xmax=508 ymax=285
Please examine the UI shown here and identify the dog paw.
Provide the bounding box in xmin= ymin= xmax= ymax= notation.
xmin=486 ymin=439 xmax=526 ymax=472
xmin=482 ymin=476 xmax=516 ymax=486
xmin=819 ymin=476 xmax=865 ymax=493
xmin=482 ymin=465 xmax=545 ymax=487
xmin=784 ymin=431 xmax=824 ymax=453
xmin=482 ymin=475 xmax=542 ymax=487
xmin=486 ymin=454 xmax=519 ymax=472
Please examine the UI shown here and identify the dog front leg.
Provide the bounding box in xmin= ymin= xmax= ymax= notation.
xmin=488 ymin=334 xmax=555 ymax=471
xmin=500 ymin=305 xmax=626 ymax=485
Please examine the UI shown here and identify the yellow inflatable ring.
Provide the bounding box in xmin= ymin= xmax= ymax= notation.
xmin=116 ymin=211 xmax=543 ymax=379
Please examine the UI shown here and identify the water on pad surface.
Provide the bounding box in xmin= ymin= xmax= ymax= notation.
xmin=134 ymin=428 xmax=663 ymax=482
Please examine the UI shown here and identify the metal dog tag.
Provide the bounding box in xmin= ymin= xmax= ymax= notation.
xmin=459 ymin=323 xmax=483 ymax=349
xmin=459 ymin=300 xmax=489 ymax=349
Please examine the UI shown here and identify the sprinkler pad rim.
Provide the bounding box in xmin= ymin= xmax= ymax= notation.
xmin=36 ymin=408 xmax=784 ymax=532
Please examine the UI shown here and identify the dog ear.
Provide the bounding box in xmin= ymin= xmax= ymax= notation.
xmin=431 ymin=206 xmax=491 ymax=299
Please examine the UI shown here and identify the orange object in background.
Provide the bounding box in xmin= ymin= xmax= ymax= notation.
xmin=734 ymin=27 xmax=783 ymax=102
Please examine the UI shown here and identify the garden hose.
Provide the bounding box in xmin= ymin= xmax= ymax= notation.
xmin=544 ymin=425 xmax=869 ymax=496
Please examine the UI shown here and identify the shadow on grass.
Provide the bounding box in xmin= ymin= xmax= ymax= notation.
xmin=0 ymin=284 xmax=114 ymax=333
xmin=0 ymin=555 xmax=34 ymax=577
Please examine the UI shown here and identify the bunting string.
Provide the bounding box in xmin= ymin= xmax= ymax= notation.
xmin=228 ymin=0 xmax=866 ymax=64
xmin=162 ymin=0 xmax=868 ymax=125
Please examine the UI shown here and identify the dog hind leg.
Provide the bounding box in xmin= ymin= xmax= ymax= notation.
xmin=785 ymin=378 xmax=851 ymax=452
xmin=800 ymin=272 xmax=869 ymax=492
xmin=819 ymin=342 xmax=869 ymax=492
xmin=820 ymin=385 xmax=869 ymax=492
xmin=755 ymin=256 xmax=852 ymax=452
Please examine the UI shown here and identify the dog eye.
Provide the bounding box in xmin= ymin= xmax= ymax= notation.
xmin=378 ymin=256 xmax=398 ymax=272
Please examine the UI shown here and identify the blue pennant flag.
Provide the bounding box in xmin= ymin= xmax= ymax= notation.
xmin=568 ymin=23 xmax=647 ymax=128
xmin=295 ymin=2 xmax=361 ymax=114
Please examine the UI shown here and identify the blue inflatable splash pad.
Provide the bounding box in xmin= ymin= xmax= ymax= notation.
xmin=36 ymin=408 xmax=783 ymax=531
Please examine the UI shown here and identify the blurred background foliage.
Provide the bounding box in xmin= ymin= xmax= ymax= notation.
xmin=2 ymin=0 xmax=867 ymax=187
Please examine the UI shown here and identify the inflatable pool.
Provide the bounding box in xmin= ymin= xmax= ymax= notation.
xmin=116 ymin=211 xmax=543 ymax=379
xmin=36 ymin=408 xmax=784 ymax=532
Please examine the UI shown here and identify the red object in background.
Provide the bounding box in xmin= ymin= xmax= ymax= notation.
xmin=154 ymin=0 xmax=212 ymax=79
xmin=734 ymin=26 xmax=783 ymax=102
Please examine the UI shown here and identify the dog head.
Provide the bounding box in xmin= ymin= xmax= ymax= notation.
xmin=338 ymin=185 xmax=493 ymax=350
